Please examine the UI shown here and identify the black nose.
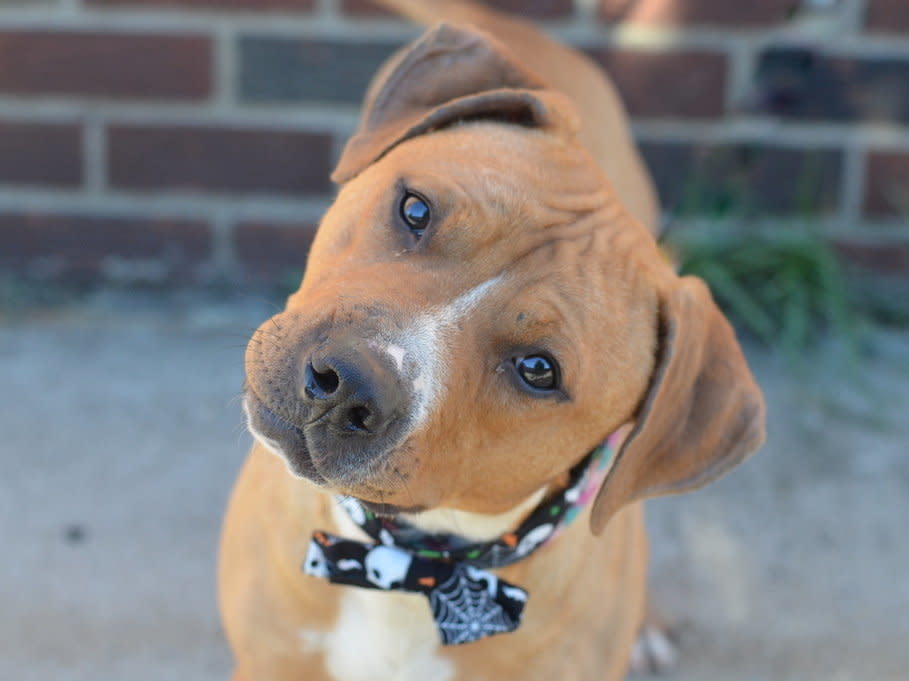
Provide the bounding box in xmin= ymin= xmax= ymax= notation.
xmin=301 ymin=351 xmax=403 ymax=437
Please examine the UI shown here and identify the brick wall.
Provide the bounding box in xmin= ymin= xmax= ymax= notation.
xmin=0 ymin=0 xmax=907 ymax=285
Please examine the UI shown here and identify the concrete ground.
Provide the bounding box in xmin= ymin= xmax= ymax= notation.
xmin=1 ymin=290 xmax=907 ymax=681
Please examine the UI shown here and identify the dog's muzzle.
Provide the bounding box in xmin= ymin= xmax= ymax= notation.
xmin=245 ymin=340 xmax=412 ymax=484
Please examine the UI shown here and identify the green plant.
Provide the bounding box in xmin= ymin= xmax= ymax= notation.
xmin=670 ymin=227 xmax=859 ymax=357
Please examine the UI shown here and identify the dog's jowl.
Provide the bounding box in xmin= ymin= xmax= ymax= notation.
xmin=219 ymin=2 xmax=766 ymax=680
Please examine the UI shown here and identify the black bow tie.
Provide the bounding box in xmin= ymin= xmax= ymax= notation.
xmin=306 ymin=531 xmax=527 ymax=645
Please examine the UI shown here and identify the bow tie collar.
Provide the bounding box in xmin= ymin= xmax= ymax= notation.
xmin=303 ymin=430 xmax=621 ymax=645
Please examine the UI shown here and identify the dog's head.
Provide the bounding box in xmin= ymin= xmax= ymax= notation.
xmin=244 ymin=24 xmax=765 ymax=531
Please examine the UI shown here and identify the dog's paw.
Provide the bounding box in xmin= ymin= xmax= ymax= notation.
xmin=627 ymin=624 xmax=678 ymax=677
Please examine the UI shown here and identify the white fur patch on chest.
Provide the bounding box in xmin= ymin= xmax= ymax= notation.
xmin=323 ymin=588 xmax=454 ymax=681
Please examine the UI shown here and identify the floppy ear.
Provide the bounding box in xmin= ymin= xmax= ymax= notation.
xmin=332 ymin=22 xmax=579 ymax=184
xmin=590 ymin=276 xmax=766 ymax=534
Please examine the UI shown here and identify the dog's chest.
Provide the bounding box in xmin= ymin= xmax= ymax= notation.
xmin=314 ymin=587 xmax=454 ymax=681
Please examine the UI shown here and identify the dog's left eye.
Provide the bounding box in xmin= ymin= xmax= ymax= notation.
xmin=400 ymin=193 xmax=431 ymax=238
xmin=514 ymin=355 xmax=559 ymax=391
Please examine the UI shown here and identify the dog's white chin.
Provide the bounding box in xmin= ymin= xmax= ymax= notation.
xmin=402 ymin=487 xmax=549 ymax=543
xmin=242 ymin=397 xmax=317 ymax=482
xmin=243 ymin=397 xmax=288 ymax=457
xmin=251 ymin=429 xmax=289 ymax=461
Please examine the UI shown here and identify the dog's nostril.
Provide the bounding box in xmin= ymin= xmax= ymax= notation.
xmin=345 ymin=405 xmax=372 ymax=432
xmin=305 ymin=362 xmax=340 ymax=399
xmin=314 ymin=368 xmax=340 ymax=394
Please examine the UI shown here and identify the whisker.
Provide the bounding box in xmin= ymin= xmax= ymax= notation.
xmin=234 ymin=421 xmax=252 ymax=441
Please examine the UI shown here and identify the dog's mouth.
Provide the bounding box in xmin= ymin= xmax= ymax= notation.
xmin=243 ymin=389 xmax=421 ymax=510
xmin=355 ymin=499 xmax=427 ymax=516
xmin=243 ymin=389 xmax=326 ymax=484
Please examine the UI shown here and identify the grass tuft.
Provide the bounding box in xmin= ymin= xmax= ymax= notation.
xmin=669 ymin=226 xmax=860 ymax=357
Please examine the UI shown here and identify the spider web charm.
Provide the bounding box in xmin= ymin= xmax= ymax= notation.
xmin=427 ymin=565 xmax=523 ymax=645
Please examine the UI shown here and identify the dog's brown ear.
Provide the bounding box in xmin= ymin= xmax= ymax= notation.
xmin=332 ymin=22 xmax=579 ymax=183
xmin=590 ymin=276 xmax=766 ymax=534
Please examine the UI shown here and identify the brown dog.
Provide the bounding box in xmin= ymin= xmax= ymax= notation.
xmin=219 ymin=1 xmax=766 ymax=679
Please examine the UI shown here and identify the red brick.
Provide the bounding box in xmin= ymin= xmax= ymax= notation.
xmin=234 ymin=221 xmax=319 ymax=281
xmin=753 ymin=48 xmax=909 ymax=124
xmin=835 ymin=239 xmax=909 ymax=276
xmin=863 ymin=152 xmax=909 ymax=219
xmin=599 ymin=0 xmax=796 ymax=26
xmin=0 ymin=32 xmax=211 ymax=100
xmin=339 ymin=0 xmax=392 ymax=15
xmin=866 ymin=0 xmax=909 ymax=34
xmin=240 ymin=38 xmax=400 ymax=104
xmin=587 ymin=48 xmax=726 ymax=118
xmin=89 ymin=0 xmax=315 ymax=9
xmin=639 ymin=141 xmax=843 ymax=216
xmin=0 ymin=213 xmax=210 ymax=283
xmin=107 ymin=125 xmax=333 ymax=195
xmin=486 ymin=0 xmax=573 ymax=18
xmin=342 ymin=0 xmax=572 ymax=18
xmin=0 ymin=121 xmax=81 ymax=187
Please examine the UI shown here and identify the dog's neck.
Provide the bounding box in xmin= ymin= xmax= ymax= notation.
xmin=392 ymin=426 xmax=630 ymax=545
xmin=328 ymin=427 xmax=629 ymax=568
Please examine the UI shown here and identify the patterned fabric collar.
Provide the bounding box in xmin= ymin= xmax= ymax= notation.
xmin=303 ymin=430 xmax=620 ymax=645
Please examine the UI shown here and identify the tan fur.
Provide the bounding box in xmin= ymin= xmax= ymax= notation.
xmin=219 ymin=2 xmax=765 ymax=680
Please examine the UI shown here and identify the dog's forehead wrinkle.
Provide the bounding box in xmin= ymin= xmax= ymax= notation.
xmin=470 ymin=168 xmax=522 ymax=217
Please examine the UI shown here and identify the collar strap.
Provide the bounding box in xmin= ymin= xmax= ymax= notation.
xmin=302 ymin=430 xmax=620 ymax=645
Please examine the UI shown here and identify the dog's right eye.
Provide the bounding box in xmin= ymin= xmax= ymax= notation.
xmin=514 ymin=355 xmax=559 ymax=392
xmin=400 ymin=193 xmax=431 ymax=239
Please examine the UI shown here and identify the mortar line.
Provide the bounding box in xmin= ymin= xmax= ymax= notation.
xmin=82 ymin=114 xmax=106 ymax=196
xmin=214 ymin=20 xmax=237 ymax=113
xmin=632 ymin=119 xmax=909 ymax=149
xmin=843 ymin=0 xmax=867 ymax=36
xmin=59 ymin=0 xmax=80 ymax=15
xmin=208 ymin=204 xmax=240 ymax=280
xmin=723 ymin=35 xmax=759 ymax=114
xmin=840 ymin=142 xmax=867 ymax=227
xmin=319 ymin=0 xmax=339 ymax=21
xmin=0 ymin=188 xmax=332 ymax=222
xmin=0 ymin=97 xmax=360 ymax=133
